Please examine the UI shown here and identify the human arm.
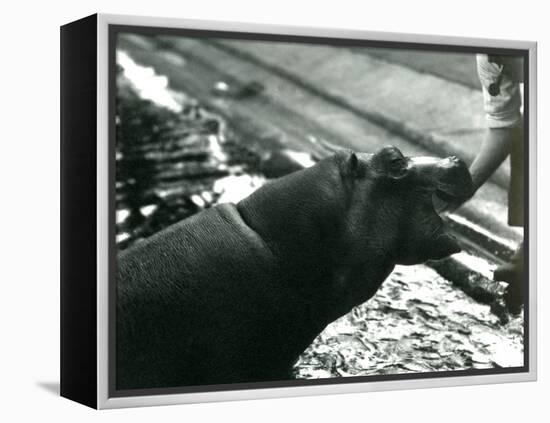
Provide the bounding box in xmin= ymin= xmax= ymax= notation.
xmin=469 ymin=124 xmax=522 ymax=192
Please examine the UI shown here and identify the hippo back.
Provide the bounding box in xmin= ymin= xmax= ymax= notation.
xmin=117 ymin=203 xmax=283 ymax=389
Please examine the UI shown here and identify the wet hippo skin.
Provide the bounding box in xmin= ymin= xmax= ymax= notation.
xmin=116 ymin=146 xmax=473 ymax=390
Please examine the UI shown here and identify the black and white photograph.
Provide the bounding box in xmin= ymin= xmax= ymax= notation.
xmin=112 ymin=27 xmax=528 ymax=393
xmin=5 ymin=0 xmax=550 ymax=419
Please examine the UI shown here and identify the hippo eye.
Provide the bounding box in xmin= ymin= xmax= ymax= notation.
xmin=389 ymin=157 xmax=405 ymax=170
xmin=372 ymin=147 xmax=407 ymax=178
xmin=386 ymin=157 xmax=408 ymax=179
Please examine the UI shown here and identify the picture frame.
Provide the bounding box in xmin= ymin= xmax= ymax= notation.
xmin=60 ymin=13 xmax=537 ymax=409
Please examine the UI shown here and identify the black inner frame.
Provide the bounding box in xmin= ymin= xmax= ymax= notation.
xmin=107 ymin=23 xmax=530 ymax=399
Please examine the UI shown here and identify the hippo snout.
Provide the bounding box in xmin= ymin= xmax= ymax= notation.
xmin=409 ymin=155 xmax=474 ymax=202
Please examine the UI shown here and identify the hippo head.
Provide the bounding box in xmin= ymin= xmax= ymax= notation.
xmin=338 ymin=145 xmax=473 ymax=266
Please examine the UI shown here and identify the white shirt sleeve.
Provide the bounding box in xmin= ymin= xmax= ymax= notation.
xmin=476 ymin=54 xmax=522 ymax=129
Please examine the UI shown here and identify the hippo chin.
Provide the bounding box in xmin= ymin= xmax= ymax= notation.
xmin=116 ymin=145 xmax=473 ymax=390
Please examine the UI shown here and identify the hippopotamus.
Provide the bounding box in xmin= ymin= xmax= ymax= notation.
xmin=116 ymin=145 xmax=473 ymax=390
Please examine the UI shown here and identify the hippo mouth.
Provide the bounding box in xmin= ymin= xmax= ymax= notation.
xmin=435 ymin=156 xmax=473 ymax=203
xmin=434 ymin=187 xmax=462 ymax=204
xmin=433 ymin=180 xmax=473 ymax=205
xmin=427 ymin=205 xmax=462 ymax=260
xmin=428 ymin=157 xmax=473 ymax=259
xmin=431 ymin=156 xmax=474 ymax=215
xmin=432 ymin=186 xmax=465 ymax=216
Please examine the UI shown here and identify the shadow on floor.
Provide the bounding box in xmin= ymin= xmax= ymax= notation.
xmin=36 ymin=381 xmax=59 ymax=396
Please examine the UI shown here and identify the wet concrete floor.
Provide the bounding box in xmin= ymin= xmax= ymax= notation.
xmin=294 ymin=264 xmax=523 ymax=379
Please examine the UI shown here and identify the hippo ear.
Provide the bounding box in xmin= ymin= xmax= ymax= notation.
xmin=350 ymin=152 xmax=358 ymax=172
xmin=347 ymin=152 xmax=364 ymax=177
xmin=373 ymin=146 xmax=408 ymax=179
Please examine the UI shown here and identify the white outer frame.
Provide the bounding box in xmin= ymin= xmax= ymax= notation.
xmin=96 ymin=13 xmax=537 ymax=409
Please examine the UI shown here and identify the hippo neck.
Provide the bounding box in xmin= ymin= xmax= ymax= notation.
xmin=237 ymin=159 xmax=344 ymax=266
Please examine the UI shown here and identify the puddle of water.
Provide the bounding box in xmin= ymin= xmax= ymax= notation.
xmin=117 ymin=50 xmax=185 ymax=113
